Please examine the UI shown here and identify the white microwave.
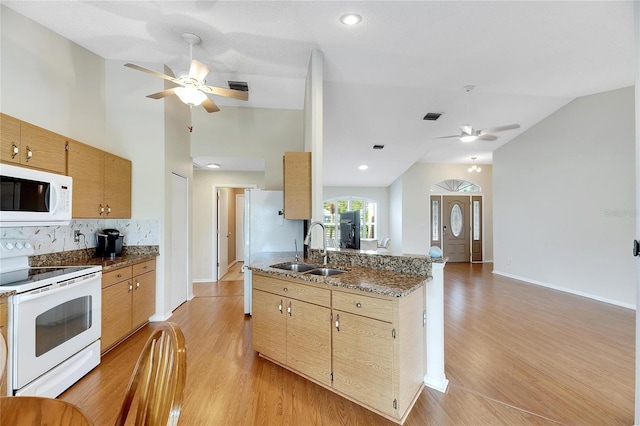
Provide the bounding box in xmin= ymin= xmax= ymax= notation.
xmin=0 ymin=163 xmax=72 ymax=227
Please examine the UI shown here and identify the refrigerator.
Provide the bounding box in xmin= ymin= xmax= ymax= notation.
xmin=243 ymin=189 xmax=303 ymax=314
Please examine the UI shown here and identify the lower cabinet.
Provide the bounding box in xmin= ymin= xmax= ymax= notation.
xmin=252 ymin=272 xmax=426 ymax=424
xmin=101 ymin=259 xmax=156 ymax=353
xmin=252 ymin=275 xmax=332 ymax=386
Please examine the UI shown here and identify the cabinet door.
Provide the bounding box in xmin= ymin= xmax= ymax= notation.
xmin=283 ymin=151 xmax=311 ymax=220
xmin=252 ymin=290 xmax=287 ymax=365
xmin=104 ymin=152 xmax=131 ymax=218
xmin=332 ymin=311 xmax=395 ymax=417
xmin=67 ymin=140 xmax=105 ymax=218
xmin=286 ymin=299 xmax=331 ymax=385
xmin=102 ymin=280 xmax=133 ymax=352
xmin=132 ymin=270 xmax=156 ymax=329
xmin=0 ymin=298 xmax=7 ymax=396
xmin=0 ymin=113 xmax=21 ymax=165
xmin=19 ymin=123 xmax=66 ymax=174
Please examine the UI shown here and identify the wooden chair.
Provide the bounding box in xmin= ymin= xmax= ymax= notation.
xmin=115 ymin=322 xmax=187 ymax=426
xmin=0 ymin=331 xmax=6 ymax=384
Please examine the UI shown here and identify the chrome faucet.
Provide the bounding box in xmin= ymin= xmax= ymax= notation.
xmin=304 ymin=221 xmax=327 ymax=265
xmin=294 ymin=239 xmax=299 ymax=263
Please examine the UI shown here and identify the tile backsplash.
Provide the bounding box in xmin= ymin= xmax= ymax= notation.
xmin=0 ymin=219 xmax=159 ymax=255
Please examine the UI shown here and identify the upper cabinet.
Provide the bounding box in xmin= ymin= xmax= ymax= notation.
xmin=283 ymin=151 xmax=311 ymax=220
xmin=67 ymin=140 xmax=131 ymax=218
xmin=0 ymin=113 xmax=66 ymax=174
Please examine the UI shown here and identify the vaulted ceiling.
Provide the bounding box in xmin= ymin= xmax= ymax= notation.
xmin=3 ymin=1 xmax=634 ymax=186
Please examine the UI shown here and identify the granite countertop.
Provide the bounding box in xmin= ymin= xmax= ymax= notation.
xmin=0 ymin=289 xmax=16 ymax=298
xmin=249 ymin=252 xmax=429 ymax=298
xmin=29 ymin=246 xmax=159 ymax=272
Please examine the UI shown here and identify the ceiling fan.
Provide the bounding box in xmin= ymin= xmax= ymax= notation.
xmin=124 ymin=32 xmax=248 ymax=113
xmin=434 ymin=85 xmax=520 ymax=142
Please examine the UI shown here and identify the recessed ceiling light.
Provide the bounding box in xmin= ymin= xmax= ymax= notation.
xmin=207 ymin=163 xmax=221 ymax=169
xmin=340 ymin=13 xmax=362 ymax=25
xmin=358 ymin=164 xmax=368 ymax=171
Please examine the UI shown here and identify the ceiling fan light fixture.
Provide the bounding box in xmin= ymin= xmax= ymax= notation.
xmin=175 ymin=85 xmax=207 ymax=106
xmin=460 ymin=135 xmax=478 ymax=143
xmin=340 ymin=13 xmax=362 ymax=25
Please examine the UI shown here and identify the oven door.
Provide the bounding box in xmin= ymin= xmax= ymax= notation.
xmin=11 ymin=273 xmax=101 ymax=389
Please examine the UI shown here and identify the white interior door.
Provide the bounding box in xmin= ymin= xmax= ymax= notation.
xmin=217 ymin=189 xmax=229 ymax=279
xmin=236 ymin=194 xmax=245 ymax=262
xmin=170 ymin=173 xmax=189 ymax=311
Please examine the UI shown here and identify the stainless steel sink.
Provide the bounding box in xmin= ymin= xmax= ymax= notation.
xmin=270 ymin=262 xmax=318 ymax=273
xmin=305 ymin=267 xmax=346 ymax=276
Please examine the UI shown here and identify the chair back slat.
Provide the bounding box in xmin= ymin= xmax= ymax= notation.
xmin=115 ymin=323 xmax=187 ymax=426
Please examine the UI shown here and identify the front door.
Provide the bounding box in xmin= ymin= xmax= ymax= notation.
xmin=443 ymin=196 xmax=470 ymax=262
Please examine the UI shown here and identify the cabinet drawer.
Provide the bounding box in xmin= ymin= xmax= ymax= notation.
xmin=253 ymin=274 xmax=330 ymax=307
xmin=332 ymin=290 xmax=394 ymax=322
xmin=102 ymin=266 xmax=132 ymax=289
xmin=132 ymin=259 xmax=155 ymax=276
xmin=0 ymin=299 xmax=7 ymax=328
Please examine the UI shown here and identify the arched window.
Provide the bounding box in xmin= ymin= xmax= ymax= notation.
xmin=430 ymin=179 xmax=481 ymax=193
xmin=323 ymin=198 xmax=378 ymax=247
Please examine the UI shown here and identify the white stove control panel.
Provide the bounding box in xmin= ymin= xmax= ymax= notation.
xmin=0 ymin=239 xmax=34 ymax=259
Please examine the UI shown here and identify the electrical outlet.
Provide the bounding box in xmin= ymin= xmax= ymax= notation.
xmin=74 ymin=230 xmax=81 ymax=242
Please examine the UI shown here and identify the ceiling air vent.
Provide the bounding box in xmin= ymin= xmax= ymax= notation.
xmin=423 ymin=112 xmax=442 ymax=121
xmin=373 ymin=144 xmax=385 ymax=150
xmin=228 ymin=81 xmax=249 ymax=92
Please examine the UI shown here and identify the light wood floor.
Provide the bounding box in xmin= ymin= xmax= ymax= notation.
xmin=59 ymin=262 xmax=635 ymax=425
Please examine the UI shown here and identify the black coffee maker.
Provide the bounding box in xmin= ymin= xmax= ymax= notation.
xmin=96 ymin=229 xmax=123 ymax=258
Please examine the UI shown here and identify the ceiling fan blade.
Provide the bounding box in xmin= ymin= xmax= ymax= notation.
xmin=202 ymin=97 xmax=221 ymax=113
xmin=433 ymin=135 xmax=461 ymax=140
xmin=479 ymin=124 xmax=520 ymax=135
xmin=477 ymin=134 xmax=498 ymax=141
xmin=124 ymin=63 xmax=177 ymax=82
xmin=189 ymin=60 xmax=210 ymax=82
xmin=146 ymin=87 xmax=178 ymax=99
xmin=201 ymin=85 xmax=249 ymax=101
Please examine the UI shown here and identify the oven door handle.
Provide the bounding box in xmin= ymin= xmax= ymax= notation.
xmin=13 ymin=274 xmax=100 ymax=303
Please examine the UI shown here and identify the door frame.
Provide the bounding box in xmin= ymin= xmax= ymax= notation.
xmin=429 ymin=193 xmax=484 ymax=263
xmin=212 ymin=184 xmax=257 ymax=282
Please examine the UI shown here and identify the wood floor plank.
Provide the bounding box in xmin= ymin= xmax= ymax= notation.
xmin=59 ymin=262 xmax=634 ymax=425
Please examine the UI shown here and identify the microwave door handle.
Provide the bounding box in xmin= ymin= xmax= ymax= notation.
xmin=47 ymin=182 xmax=60 ymax=214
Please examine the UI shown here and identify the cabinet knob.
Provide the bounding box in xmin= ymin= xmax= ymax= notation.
xmin=99 ymin=204 xmax=104 ymax=215
xmin=283 ymin=287 xmax=288 ymax=293
xmin=136 ymin=281 xmax=140 ymax=289
xmin=128 ymin=284 xmax=133 ymax=292
xmin=116 ymin=274 xmax=122 ymax=278
xmin=106 ymin=204 xmax=111 ymax=215
xmin=25 ymin=146 xmax=32 ymax=162
xmin=11 ymin=143 xmax=18 ymax=159
xmin=278 ymin=300 xmax=283 ymax=314
xmin=356 ymin=302 xmax=362 ymax=308
xmin=335 ymin=314 xmax=340 ymax=331
xmin=287 ymin=301 xmax=292 ymax=316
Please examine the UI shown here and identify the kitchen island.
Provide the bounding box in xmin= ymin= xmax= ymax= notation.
xmin=249 ymin=249 xmax=447 ymax=424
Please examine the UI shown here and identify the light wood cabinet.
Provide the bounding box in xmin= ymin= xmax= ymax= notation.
xmin=101 ymin=259 xmax=156 ymax=353
xmin=283 ymin=151 xmax=311 ymax=220
xmin=67 ymin=139 xmax=131 ymax=218
xmin=252 ymin=272 xmax=426 ymax=424
xmin=0 ymin=114 xmax=66 ymax=174
xmin=252 ymin=274 xmax=332 ymax=385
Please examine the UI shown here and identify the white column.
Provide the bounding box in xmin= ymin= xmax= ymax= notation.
xmin=424 ymin=261 xmax=449 ymax=392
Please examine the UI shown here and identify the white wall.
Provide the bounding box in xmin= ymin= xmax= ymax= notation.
xmin=389 ymin=176 xmax=403 ymax=254
xmin=190 ymin=106 xmax=303 ymax=190
xmin=0 ymin=5 xmax=105 ymax=145
xmin=192 ymin=170 xmax=264 ymax=281
xmin=396 ymin=163 xmax=494 ymax=259
xmin=494 ymin=86 xmax=635 ymax=307
xmin=323 ymin=186 xmax=390 ymax=242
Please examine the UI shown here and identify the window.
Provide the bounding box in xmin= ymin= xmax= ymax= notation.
xmin=323 ymin=198 xmax=378 ymax=246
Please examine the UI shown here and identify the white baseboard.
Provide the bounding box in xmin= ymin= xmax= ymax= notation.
xmin=424 ymin=376 xmax=449 ymax=393
xmin=149 ymin=311 xmax=173 ymax=322
xmin=492 ymin=270 xmax=636 ymax=310
xmin=192 ymin=278 xmax=214 ymax=283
